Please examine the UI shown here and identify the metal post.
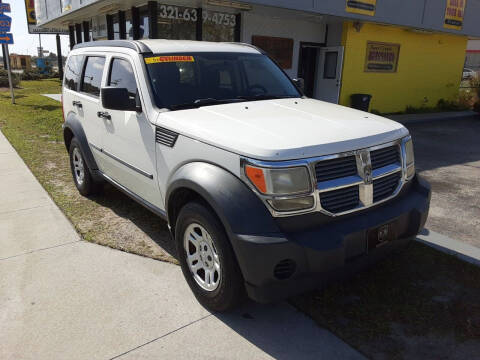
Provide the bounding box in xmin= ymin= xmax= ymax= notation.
xmin=56 ymin=34 xmax=63 ymax=80
xmin=106 ymin=15 xmax=114 ymax=40
xmin=196 ymin=8 xmax=203 ymax=41
xmin=131 ymin=7 xmax=140 ymax=40
xmin=148 ymin=1 xmax=158 ymax=39
xmin=38 ymin=34 xmax=42 ymax=58
xmin=1 ymin=44 xmax=6 ymax=69
xmin=4 ymin=44 xmax=14 ymax=104
xmin=83 ymin=21 xmax=90 ymax=42
xmin=118 ymin=10 xmax=126 ymax=39
xmin=68 ymin=25 xmax=75 ymax=49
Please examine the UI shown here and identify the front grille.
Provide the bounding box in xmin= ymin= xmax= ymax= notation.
xmin=370 ymin=145 xmax=400 ymax=169
xmin=315 ymin=156 xmax=357 ymax=182
xmin=373 ymin=172 xmax=401 ymax=202
xmin=320 ymin=185 xmax=360 ymax=213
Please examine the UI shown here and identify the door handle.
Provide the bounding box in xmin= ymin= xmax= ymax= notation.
xmin=97 ymin=111 xmax=111 ymax=120
xmin=72 ymin=100 xmax=82 ymax=108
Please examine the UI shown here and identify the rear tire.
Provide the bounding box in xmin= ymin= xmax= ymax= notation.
xmin=69 ymin=138 xmax=102 ymax=196
xmin=175 ymin=201 xmax=245 ymax=312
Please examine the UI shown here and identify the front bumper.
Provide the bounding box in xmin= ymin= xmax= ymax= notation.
xmin=230 ymin=175 xmax=431 ymax=303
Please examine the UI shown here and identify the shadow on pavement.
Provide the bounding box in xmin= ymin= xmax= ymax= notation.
xmin=406 ymin=116 xmax=480 ymax=172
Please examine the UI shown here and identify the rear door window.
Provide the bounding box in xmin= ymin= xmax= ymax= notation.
xmin=81 ymin=56 xmax=106 ymax=97
xmin=64 ymin=55 xmax=84 ymax=91
xmin=107 ymin=58 xmax=138 ymax=99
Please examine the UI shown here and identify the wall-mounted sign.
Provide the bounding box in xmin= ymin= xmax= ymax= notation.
xmin=24 ymin=0 xmax=68 ymax=34
xmin=364 ymin=42 xmax=400 ymax=73
xmin=252 ymin=35 xmax=294 ymax=69
xmin=346 ymin=0 xmax=377 ymax=16
xmin=444 ymin=0 xmax=466 ymax=30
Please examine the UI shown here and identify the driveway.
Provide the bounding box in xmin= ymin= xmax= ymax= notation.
xmin=0 ymin=130 xmax=363 ymax=360
xmin=406 ymin=116 xmax=480 ymax=248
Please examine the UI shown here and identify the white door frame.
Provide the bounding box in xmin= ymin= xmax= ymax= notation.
xmin=314 ymin=46 xmax=345 ymax=104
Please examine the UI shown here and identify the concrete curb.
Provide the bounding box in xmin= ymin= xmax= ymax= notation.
xmin=388 ymin=110 xmax=477 ymax=124
xmin=416 ymin=229 xmax=480 ymax=267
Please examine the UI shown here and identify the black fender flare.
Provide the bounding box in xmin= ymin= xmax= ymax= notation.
xmin=166 ymin=162 xmax=281 ymax=239
xmin=63 ymin=112 xmax=99 ymax=174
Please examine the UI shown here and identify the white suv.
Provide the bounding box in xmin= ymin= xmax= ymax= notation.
xmin=62 ymin=40 xmax=430 ymax=311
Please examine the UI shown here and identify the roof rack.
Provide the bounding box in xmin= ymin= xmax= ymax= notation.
xmin=73 ymin=40 xmax=152 ymax=54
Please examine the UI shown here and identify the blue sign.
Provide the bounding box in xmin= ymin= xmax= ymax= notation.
xmin=0 ymin=3 xmax=11 ymax=13
xmin=0 ymin=33 xmax=13 ymax=44
xmin=0 ymin=13 xmax=11 ymax=33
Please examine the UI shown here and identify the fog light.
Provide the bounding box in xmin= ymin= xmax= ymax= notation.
xmin=268 ymin=196 xmax=314 ymax=212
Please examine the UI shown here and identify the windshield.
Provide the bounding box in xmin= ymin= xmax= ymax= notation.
xmin=144 ymin=52 xmax=301 ymax=110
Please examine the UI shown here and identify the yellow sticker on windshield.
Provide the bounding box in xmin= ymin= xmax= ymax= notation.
xmin=145 ymin=55 xmax=195 ymax=64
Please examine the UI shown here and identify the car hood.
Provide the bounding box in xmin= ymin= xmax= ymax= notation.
xmin=156 ymin=98 xmax=408 ymax=161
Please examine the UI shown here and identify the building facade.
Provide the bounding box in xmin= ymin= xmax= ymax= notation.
xmin=35 ymin=0 xmax=475 ymax=113
xmin=9 ymin=54 xmax=32 ymax=71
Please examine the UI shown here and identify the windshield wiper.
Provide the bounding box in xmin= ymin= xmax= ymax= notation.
xmin=237 ymin=94 xmax=298 ymax=101
xmin=169 ymin=98 xmax=246 ymax=110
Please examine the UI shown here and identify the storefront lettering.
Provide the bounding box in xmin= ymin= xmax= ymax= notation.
xmin=364 ymin=42 xmax=400 ymax=73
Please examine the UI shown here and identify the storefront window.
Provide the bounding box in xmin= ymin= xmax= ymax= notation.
xmin=112 ymin=13 xmax=120 ymax=40
xmin=126 ymin=11 xmax=133 ymax=40
xmin=202 ymin=9 xmax=236 ymax=42
xmin=139 ymin=6 xmax=150 ymax=39
xmin=157 ymin=3 xmax=197 ymax=40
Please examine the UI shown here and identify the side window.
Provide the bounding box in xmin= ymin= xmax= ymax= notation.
xmin=64 ymin=55 xmax=83 ymax=91
xmin=108 ymin=58 xmax=138 ymax=99
xmin=81 ymin=56 xmax=106 ymax=97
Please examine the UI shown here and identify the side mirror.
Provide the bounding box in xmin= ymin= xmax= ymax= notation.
xmin=101 ymin=87 xmax=140 ymax=112
xmin=293 ymin=78 xmax=305 ymax=92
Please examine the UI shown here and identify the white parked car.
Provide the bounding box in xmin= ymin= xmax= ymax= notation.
xmin=62 ymin=40 xmax=430 ymax=311
xmin=463 ymin=68 xmax=477 ymax=80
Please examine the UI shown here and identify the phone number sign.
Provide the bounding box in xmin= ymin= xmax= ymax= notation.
xmin=159 ymin=4 xmax=236 ymax=27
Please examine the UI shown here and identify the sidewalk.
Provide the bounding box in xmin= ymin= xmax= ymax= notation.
xmin=0 ymin=129 xmax=364 ymax=360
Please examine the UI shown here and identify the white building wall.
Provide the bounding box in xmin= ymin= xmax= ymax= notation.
xmin=241 ymin=6 xmax=326 ymax=78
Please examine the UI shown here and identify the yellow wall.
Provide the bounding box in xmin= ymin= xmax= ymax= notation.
xmin=339 ymin=22 xmax=468 ymax=113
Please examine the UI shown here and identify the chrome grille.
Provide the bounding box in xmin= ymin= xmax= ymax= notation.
xmin=320 ymin=185 xmax=360 ymax=213
xmin=315 ymin=155 xmax=357 ymax=182
xmin=371 ymin=145 xmax=400 ymax=169
xmin=373 ymin=173 xmax=402 ymax=202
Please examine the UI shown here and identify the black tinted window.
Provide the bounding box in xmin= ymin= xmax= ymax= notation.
xmin=108 ymin=58 xmax=138 ymax=98
xmin=81 ymin=56 xmax=105 ymax=97
xmin=145 ymin=53 xmax=300 ymax=110
xmin=64 ymin=55 xmax=83 ymax=90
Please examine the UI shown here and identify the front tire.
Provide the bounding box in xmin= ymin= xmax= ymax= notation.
xmin=175 ymin=201 xmax=245 ymax=312
xmin=69 ymin=138 xmax=101 ymax=196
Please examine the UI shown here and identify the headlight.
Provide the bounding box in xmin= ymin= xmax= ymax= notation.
xmin=404 ymin=137 xmax=415 ymax=179
xmin=245 ymin=165 xmax=311 ymax=195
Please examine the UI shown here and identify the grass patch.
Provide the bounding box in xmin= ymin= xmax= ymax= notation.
xmin=290 ymin=242 xmax=480 ymax=359
xmin=0 ymin=80 xmax=177 ymax=263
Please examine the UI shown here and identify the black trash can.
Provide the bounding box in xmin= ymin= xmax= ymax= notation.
xmin=350 ymin=94 xmax=372 ymax=112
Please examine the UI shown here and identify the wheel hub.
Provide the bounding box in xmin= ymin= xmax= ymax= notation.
xmin=72 ymin=147 xmax=85 ymax=186
xmin=184 ymin=223 xmax=221 ymax=292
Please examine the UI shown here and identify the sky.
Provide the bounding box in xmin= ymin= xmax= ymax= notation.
xmin=5 ymin=0 xmax=70 ymax=56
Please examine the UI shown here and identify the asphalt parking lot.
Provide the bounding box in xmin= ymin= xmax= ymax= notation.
xmin=405 ymin=116 xmax=480 ymax=248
